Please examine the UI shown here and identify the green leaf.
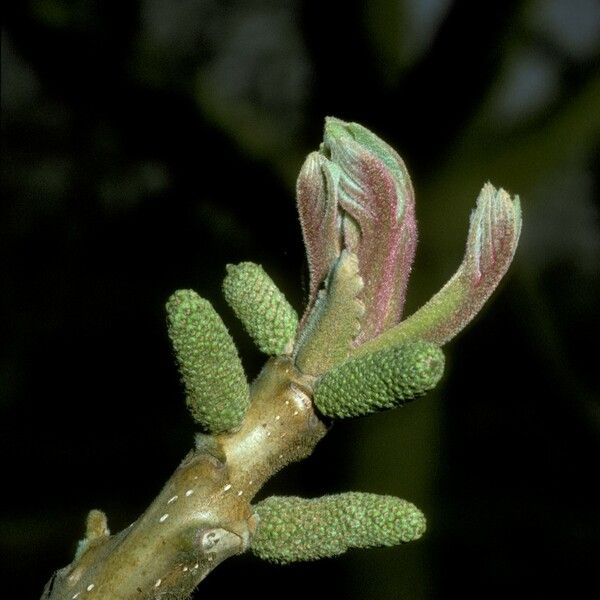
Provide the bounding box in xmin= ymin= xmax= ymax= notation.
xmin=354 ymin=183 xmax=522 ymax=354
xmin=293 ymin=250 xmax=364 ymax=376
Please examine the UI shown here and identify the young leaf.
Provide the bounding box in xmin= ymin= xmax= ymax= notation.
xmin=293 ymin=250 xmax=364 ymax=376
xmin=353 ymin=183 xmax=522 ymax=355
xmin=296 ymin=151 xmax=342 ymax=320
xmin=323 ymin=117 xmax=418 ymax=345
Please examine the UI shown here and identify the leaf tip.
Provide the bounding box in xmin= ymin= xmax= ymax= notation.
xmin=467 ymin=183 xmax=522 ymax=286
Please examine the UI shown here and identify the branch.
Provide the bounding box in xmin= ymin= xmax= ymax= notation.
xmin=42 ymin=357 xmax=326 ymax=600
xmin=41 ymin=117 xmax=520 ymax=599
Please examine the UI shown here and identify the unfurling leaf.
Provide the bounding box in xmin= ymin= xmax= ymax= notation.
xmin=293 ymin=250 xmax=364 ymax=375
xmin=223 ymin=262 xmax=298 ymax=355
xmin=296 ymin=151 xmax=342 ymax=319
xmin=323 ymin=117 xmax=417 ymax=345
xmin=251 ymin=493 xmax=426 ymax=564
xmin=166 ymin=289 xmax=249 ymax=433
xmin=314 ymin=341 xmax=444 ymax=418
xmin=354 ymin=183 xmax=522 ymax=355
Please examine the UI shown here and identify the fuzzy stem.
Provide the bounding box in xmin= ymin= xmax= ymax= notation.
xmin=41 ymin=358 xmax=326 ymax=600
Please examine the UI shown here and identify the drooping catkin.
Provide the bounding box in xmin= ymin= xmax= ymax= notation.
xmin=166 ymin=289 xmax=249 ymax=433
xmin=222 ymin=262 xmax=298 ymax=355
xmin=313 ymin=340 xmax=444 ymax=418
xmin=251 ymin=493 xmax=426 ymax=564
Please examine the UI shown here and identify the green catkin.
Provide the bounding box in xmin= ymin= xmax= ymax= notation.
xmin=313 ymin=340 xmax=444 ymax=418
xmin=166 ymin=289 xmax=249 ymax=433
xmin=251 ymin=493 xmax=426 ymax=564
xmin=223 ymin=262 xmax=298 ymax=355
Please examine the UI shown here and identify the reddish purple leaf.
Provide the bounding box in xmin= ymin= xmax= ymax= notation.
xmin=296 ymin=151 xmax=342 ymax=323
xmin=352 ymin=183 xmax=522 ymax=355
xmin=323 ymin=118 xmax=417 ymax=345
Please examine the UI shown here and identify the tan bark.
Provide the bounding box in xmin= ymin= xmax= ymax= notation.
xmin=42 ymin=357 xmax=326 ymax=600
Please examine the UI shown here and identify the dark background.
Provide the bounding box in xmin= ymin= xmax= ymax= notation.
xmin=2 ymin=1 xmax=599 ymax=598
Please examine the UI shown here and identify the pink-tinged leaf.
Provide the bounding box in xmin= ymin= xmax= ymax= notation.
xmin=323 ymin=118 xmax=417 ymax=345
xmin=353 ymin=183 xmax=522 ymax=356
xmin=296 ymin=151 xmax=342 ymax=321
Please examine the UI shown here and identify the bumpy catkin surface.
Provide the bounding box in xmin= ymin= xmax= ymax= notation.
xmin=314 ymin=341 xmax=444 ymax=418
xmin=252 ymin=493 xmax=426 ymax=563
xmin=223 ymin=262 xmax=298 ymax=355
xmin=166 ymin=289 xmax=249 ymax=433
